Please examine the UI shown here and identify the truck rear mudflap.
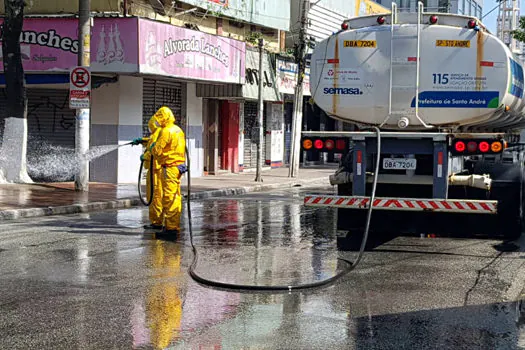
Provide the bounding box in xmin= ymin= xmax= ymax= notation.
xmin=304 ymin=195 xmax=498 ymax=214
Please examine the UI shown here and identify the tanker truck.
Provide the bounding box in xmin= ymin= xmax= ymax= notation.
xmin=301 ymin=2 xmax=525 ymax=243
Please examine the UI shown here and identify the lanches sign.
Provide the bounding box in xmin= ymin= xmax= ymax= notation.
xmin=242 ymin=50 xmax=280 ymax=101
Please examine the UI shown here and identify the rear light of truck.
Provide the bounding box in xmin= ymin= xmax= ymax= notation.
xmin=455 ymin=141 xmax=466 ymax=152
xmin=301 ymin=137 xmax=348 ymax=153
xmin=478 ymin=141 xmax=490 ymax=153
xmin=451 ymin=138 xmax=505 ymax=155
xmin=302 ymin=139 xmax=313 ymax=150
xmin=491 ymin=141 xmax=503 ymax=152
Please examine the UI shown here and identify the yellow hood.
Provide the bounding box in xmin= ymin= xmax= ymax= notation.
xmin=148 ymin=115 xmax=159 ymax=133
xmin=154 ymin=106 xmax=175 ymax=128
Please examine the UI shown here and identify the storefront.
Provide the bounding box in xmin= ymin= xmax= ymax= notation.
xmin=0 ymin=16 xmax=246 ymax=183
xmin=137 ymin=18 xmax=245 ymax=178
xmin=0 ymin=17 xmax=133 ymax=150
xmin=195 ymin=47 xmax=280 ymax=173
xmin=242 ymin=49 xmax=281 ymax=170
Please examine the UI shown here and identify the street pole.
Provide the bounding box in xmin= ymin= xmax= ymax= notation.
xmin=255 ymin=38 xmax=264 ymax=182
xmin=289 ymin=0 xmax=309 ymax=178
xmin=75 ymin=0 xmax=91 ymax=191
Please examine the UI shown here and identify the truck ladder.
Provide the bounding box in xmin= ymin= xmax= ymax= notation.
xmin=385 ymin=1 xmax=433 ymax=129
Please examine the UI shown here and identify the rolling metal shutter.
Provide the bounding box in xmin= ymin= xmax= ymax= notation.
xmin=284 ymin=102 xmax=293 ymax=165
xmin=142 ymin=79 xmax=184 ymax=136
xmin=243 ymin=101 xmax=266 ymax=169
xmin=243 ymin=102 xmax=257 ymax=169
xmin=0 ymin=88 xmax=75 ymax=148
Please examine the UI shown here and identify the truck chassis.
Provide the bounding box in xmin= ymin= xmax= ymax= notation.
xmin=302 ymin=131 xmax=525 ymax=245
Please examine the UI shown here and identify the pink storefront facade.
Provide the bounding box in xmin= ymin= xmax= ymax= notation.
xmin=3 ymin=16 xmax=246 ymax=183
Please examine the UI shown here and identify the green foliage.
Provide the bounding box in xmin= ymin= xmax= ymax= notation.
xmin=279 ymin=48 xmax=295 ymax=58
xmin=245 ymin=31 xmax=263 ymax=45
xmin=511 ymin=16 xmax=525 ymax=43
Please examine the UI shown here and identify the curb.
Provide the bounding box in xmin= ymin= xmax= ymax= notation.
xmin=185 ymin=176 xmax=329 ymax=200
xmin=0 ymin=177 xmax=329 ymax=221
xmin=0 ymin=198 xmax=142 ymax=221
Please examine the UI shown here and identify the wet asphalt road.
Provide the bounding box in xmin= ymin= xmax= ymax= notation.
xmin=2 ymin=186 xmax=525 ymax=349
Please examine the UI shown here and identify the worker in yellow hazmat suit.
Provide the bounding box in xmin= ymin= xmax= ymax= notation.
xmin=131 ymin=115 xmax=164 ymax=230
xmin=149 ymin=106 xmax=187 ymax=239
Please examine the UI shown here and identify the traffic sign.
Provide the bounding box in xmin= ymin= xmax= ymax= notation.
xmin=69 ymin=66 xmax=91 ymax=109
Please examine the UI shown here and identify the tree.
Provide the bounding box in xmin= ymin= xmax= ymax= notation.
xmin=512 ymin=17 xmax=525 ymax=43
xmin=1 ymin=0 xmax=32 ymax=183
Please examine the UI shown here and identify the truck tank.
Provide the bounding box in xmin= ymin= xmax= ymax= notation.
xmin=310 ymin=12 xmax=525 ymax=132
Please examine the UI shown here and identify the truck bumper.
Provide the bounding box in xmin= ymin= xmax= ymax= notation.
xmin=304 ymin=195 xmax=498 ymax=214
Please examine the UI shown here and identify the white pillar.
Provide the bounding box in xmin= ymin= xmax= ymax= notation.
xmin=186 ymin=82 xmax=204 ymax=178
xmin=117 ymin=76 xmax=144 ymax=184
xmin=90 ymin=76 xmax=143 ymax=184
xmin=239 ymin=102 xmax=245 ymax=172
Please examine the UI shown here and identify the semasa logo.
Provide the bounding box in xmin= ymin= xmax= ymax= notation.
xmin=323 ymin=87 xmax=363 ymax=95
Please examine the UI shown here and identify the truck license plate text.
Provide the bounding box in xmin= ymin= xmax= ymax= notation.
xmin=344 ymin=40 xmax=377 ymax=48
xmin=383 ymin=158 xmax=417 ymax=170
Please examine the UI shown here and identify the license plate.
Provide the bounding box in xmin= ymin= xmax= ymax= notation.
xmin=383 ymin=158 xmax=417 ymax=170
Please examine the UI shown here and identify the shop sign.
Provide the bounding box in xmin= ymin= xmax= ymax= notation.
xmin=276 ymin=58 xmax=310 ymax=96
xmin=243 ymin=50 xmax=280 ymax=101
xmin=138 ymin=18 xmax=245 ymax=84
xmin=0 ymin=17 xmax=138 ymax=73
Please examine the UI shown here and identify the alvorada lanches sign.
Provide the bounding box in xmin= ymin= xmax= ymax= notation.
xmin=4 ymin=17 xmax=246 ymax=84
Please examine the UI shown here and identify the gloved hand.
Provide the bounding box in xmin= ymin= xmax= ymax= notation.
xmin=131 ymin=137 xmax=144 ymax=146
xmin=177 ymin=164 xmax=188 ymax=174
xmin=140 ymin=154 xmax=145 ymax=161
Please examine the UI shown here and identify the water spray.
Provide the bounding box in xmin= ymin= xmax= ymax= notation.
xmin=27 ymin=141 xmax=134 ymax=183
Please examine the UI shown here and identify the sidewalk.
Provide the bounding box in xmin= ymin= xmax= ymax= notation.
xmin=0 ymin=166 xmax=335 ymax=221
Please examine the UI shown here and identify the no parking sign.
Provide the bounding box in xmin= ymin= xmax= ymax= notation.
xmin=69 ymin=66 xmax=91 ymax=109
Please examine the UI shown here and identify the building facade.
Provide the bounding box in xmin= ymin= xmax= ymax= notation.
xmin=0 ymin=0 xmax=292 ymax=183
xmin=372 ymin=0 xmax=482 ymax=17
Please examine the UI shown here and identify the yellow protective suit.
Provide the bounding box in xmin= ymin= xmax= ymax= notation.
xmin=142 ymin=116 xmax=163 ymax=226
xmin=151 ymin=106 xmax=186 ymax=232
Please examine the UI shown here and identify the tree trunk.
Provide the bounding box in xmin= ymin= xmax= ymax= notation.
xmin=2 ymin=0 xmax=32 ymax=183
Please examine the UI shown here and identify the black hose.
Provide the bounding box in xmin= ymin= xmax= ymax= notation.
xmin=138 ymin=156 xmax=154 ymax=206
xmin=185 ymin=125 xmax=382 ymax=292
